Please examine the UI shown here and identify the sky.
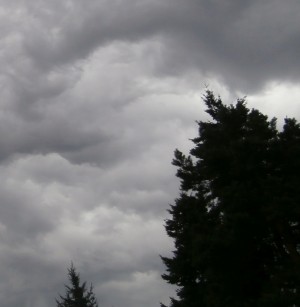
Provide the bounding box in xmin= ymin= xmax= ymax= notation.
xmin=0 ymin=1 xmax=299 ymax=307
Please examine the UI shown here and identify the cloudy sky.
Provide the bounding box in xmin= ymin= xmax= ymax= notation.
xmin=0 ymin=1 xmax=300 ymax=306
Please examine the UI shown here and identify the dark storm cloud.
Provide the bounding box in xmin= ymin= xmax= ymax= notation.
xmin=20 ymin=0 xmax=300 ymax=93
xmin=2 ymin=0 xmax=298 ymax=118
xmin=146 ymin=0 xmax=300 ymax=92
xmin=0 ymin=0 xmax=297 ymax=162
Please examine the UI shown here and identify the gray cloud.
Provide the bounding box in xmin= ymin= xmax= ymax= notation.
xmin=0 ymin=153 xmax=175 ymax=307
xmin=147 ymin=0 xmax=300 ymax=92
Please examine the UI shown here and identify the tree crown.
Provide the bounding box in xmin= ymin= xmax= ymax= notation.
xmin=56 ymin=263 xmax=98 ymax=307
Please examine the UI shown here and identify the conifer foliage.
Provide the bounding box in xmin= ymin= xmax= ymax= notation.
xmin=56 ymin=263 xmax=98 ymax=307
xmin=162 ymin=90 xmax=300 ymax=306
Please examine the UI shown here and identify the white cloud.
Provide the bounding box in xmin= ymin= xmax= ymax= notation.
xmin=247 ymin=82 xmax=300 ymax=126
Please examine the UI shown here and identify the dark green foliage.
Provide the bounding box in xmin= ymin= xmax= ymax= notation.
xmin=162 ymin=90 xmax=300 ymax=307
xmin=56 ymin=263 xmax=98 ymax=307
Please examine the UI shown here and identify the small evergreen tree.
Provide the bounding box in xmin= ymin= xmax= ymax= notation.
xmin=162 ymin=90 xmax=300 ymax=306
xmin=56 ymin=263 xmax=98 ymax=307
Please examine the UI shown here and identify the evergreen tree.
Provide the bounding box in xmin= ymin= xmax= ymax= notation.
xmin=161 ymin=90 xmax=300 ymax=307
xmin=56 ymin=263 xmax=98 ymax=307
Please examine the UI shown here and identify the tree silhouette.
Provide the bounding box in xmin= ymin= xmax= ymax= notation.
xmin=162 ymin=90 xmax=300 ymax=306
xmin=56 ymin=263 xmax=98 ymax=307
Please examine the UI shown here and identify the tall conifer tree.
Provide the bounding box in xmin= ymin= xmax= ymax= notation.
xmin=56 ymin=263 xmax=98 ymax=307
xmin=162 ymin=90 xmax=300 ymax=306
